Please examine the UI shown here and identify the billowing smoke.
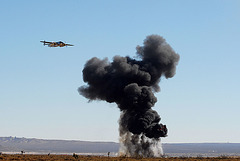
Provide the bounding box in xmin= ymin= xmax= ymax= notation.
xmin=78 ymin=35 xmax=179 ymax=157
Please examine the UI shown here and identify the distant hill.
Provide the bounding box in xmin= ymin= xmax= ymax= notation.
xmin=0 ymin=137 xmax=240 ymax=156
xmin=0 ymin=144 xmax=11 ymax=151
xmin=163 ymin=143 xmax=240 ymax=154
xmin=0 ymin=137 xmax=118 ymax=153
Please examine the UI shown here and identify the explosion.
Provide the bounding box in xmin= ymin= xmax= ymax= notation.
xmin=78 ymin=35 xmax=179 ymax=157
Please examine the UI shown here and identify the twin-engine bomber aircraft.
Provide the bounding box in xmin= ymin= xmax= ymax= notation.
xmin=40 ymin=40 xmax=74 ymax=47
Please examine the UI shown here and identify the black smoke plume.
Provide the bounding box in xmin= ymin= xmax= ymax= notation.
xmin=78 ymin=35 xmax=179 ymax=157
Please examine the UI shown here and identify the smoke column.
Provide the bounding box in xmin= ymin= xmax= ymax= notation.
xmin=78 ymin=35 xmax=179 ymax=157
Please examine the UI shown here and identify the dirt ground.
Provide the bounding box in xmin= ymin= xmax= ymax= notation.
xmin=0 ymin=154 xmax=240 ymax=161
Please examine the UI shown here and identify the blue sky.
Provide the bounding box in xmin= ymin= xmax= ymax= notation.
xmin=1 ymin=0 xmax=240 ymax=143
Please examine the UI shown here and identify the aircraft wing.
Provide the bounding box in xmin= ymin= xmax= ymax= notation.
xmin=66 ymin=44 xmax=74 ymax=46
xmin=40 ymin=41 xmax=52 ymax=44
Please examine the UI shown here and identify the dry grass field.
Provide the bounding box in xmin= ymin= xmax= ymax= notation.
xmin=0 ymin=154 xmax=239 ymax=161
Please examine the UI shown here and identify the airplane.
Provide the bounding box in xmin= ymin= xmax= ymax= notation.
xmin=40 ymin=40 xmax=74 ymax=47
